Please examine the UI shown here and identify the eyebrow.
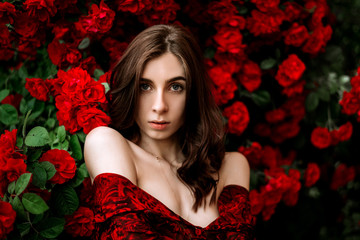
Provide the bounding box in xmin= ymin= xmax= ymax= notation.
xmin=140 ymin=76 xmax=186 ymax=83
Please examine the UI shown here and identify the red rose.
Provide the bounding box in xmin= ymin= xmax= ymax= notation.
xmin=262 ymin=203 xmax=276 ymax=221
xmin=212 ymin=82 xmax=238 ymax=106
xmin=238 ymin=60 xmax=262 ymax=92
xmin=284 ymin=23 xmax=309 ymax=47
xmin=282 ymin=79 xmax=306 ymax=97
xmin=261 ymin=146 xmax=278 ymax=168
xmin=271 ymin=120 xmax=300 ymax=143
xmin=77 ymin=81 xmax=106 ymax=105
xmin=0 ymin=48 xmax=14 ymax=61
xmin=47 ymin=39 xmax=81 ymax=68
xmin=102 ymin=37 xmax=128 ymax=63
xmin=249 ymin=190 xmax=264 ymax=215
xmin=337 ymin=122 xmax=353 ymax=141
xmin=238 ymin=142 xmax=263 ymax=168
xmin=330 ymin=164 xmax=356 ymax=190
xmin=283 ymin=2 xmax=305 ymax=22
xmin=13 ymin=12 xmax=40 ymax=38
xmin=302 ymin=25 xmax=332 ymax=55
xmin=275 ymin=54 xmax=305 ymax=87
xmin=0 ymin=201 xmax=16 ymax=239
xmin=56 ymin=108 xmax=82 ymax=134
xmin=25 ymin=78 xmax=50 ymax=101
xmin=77 ymin=107 xmax=111 ymax=134
xmin=281 ymin=96 xmax=306 ymax=121
xmin=246 ymin=9 xmax=285 ymax=36
xmin=76 ymin=0 xmax=115 ymax=34
xmin=213 ymin=27 xmax=245 ymax=54
xmin=340 ymin=91 xmax=360 ymax=115
xmin=65 ymin=207 xmax=95 ymax=237
xmin=0 ymin=2 xmax=16 ymax=25
xmin=207 ymin=1 xmax=237 ymax=22
xmin=223 ymin=101 xmax=250 ymax=135
xmin=77 ymin=57 xmax=101 ymax=76
xmin=1 ymin=94 xmax=22 ymax=111
xmin=311 ymin=127 xmax=331 ymax=149
xmin=0 ymin=129 xmax=27 ymax=197
xmin=304 ymin=163 xmax=321 ymax=187
xmin=23 ymin=0 xmax=57 ymax=23
xmin=137 ymin=0 xmax=180 ymax=26
xmin=116 ymin=0 xmax=147 ymax=14
xmin=39 ymin=149 xmax=76 ymax=184
xmin=58 ymin=67 xmax=93 ymax=98
xmin=217 ymin=15 xmax=246 ymax=30
xmin=0 ymin=24 xmax=11 ymax=47
xmin=251 ymin=0 xmax=280 ymax=12
xmin=265 ymin=108 xmax=286 ymax=124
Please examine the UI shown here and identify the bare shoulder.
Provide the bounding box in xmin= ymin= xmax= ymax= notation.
xmin=220 ymin=152 xmax=250 ymax=190
xmin=84 ymin=126 xmax=136 ymax=184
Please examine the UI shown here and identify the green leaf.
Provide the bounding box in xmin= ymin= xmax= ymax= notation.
xmin=260 ymin=58 xmax=277 ymax=70
xmin=32 ymin=164 xmax=47 ymax=188
xmin=77 ymin=132 xmax=86 ymax=143
xmin=22 ymin=193 xmax=49 ymax=214
xmin=28 ymin=101 xmax=45 ymax=121
xmin=251 ymin=90 xmax=271 ymax=106
xmin=0 ymin=104 xmax=18 ymax=125
xmin=69 ymin=134 xmax=82 ymax=160
xmin=38 ymin=217 xmax=65 ymax=239
xmin=204 ymin=47 xmax=216 ymax=59
xmin=45 ymin=118 xmax=56 ymax=129
xmin=39 ymin=161 xmax=56 ymax=180
xmin=15 ymin=173 xmax=32 ymax=195
xmin=16 ymin=222 xmax=31 ymax=237
xmin=28 ymin=149 xmax=43 ymax=162
xmin=317 ymin=88 xmax=330 ymax=102
xmin=78 ymin=37 xmax=90 ymax=50
xmin=94 ymin=68 xmax=105 ymax=80
xmin=102 ymin=82 xmax=110 ymax=94
xmin=53 ymin=185 xmax=79 ymax=216
xmin=7 ymin=181 xmax=16 ymax=194
xmin=11 ymin=196 xmax=27 ymax=220
xmin=306 ymin=92 xmax=319 ymax=112
xmin=57 ymin=125 xmax=66 ymax=143
xmin=0 ymin=89 xmax=10 ymax=102
xmin=70 ymin=164 xmax=89 ymax=188
xmin=19 ymin=98 xmax=28 ymax=115
xmin=25 ymin=126 xmax=51 ymax=147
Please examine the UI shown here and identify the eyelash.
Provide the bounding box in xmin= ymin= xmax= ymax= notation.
xmin=139 ymin=83 xmax=185 ymax=93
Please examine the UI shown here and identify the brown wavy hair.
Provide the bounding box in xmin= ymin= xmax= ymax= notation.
xmin=108 ymin=24 xmax=225 ymax=211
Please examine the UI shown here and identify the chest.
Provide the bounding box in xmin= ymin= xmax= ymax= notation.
xmin=136 ymin=161 xmax=221 ymax=227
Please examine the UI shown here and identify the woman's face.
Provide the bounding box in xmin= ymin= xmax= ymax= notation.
xmin=135 ymin=52 xmax=186 ymax=142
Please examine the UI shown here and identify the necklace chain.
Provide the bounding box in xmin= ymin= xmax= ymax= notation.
xmin=151 ymin=153 xmax=192 ymax=221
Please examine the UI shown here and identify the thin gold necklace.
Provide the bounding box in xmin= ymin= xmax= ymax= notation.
xmin=151 ymin=153 xmax=192 ymax=221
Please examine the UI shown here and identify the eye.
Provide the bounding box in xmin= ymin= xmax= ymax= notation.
xmin=169 ymin=83 xmax=184 ymax=92
xmin=140 ymin=83 xmax=151 ymax=92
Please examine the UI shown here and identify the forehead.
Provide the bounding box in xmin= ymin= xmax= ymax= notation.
xmin=141 ymin=53 xmax=185 ymax=80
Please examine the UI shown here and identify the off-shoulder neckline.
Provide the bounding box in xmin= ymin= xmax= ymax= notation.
xmin=92 ymin=172 xmax=249 ymax=229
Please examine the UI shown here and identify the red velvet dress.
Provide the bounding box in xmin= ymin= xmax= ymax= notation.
xmin=92 ymin=173 xmax=255 ymax=239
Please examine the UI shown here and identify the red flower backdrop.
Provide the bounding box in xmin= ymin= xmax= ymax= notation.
xmin=0 ymin=0 xmax=359 ymax=239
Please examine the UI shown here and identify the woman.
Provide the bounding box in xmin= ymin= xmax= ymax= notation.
xmin=84 ymin=24 xmax=255 ymax=239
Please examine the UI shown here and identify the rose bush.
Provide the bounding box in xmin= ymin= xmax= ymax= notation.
xmin=0 ymin=0 xmax=359 ymax=239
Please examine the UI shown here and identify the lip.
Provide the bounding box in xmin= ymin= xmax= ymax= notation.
xmin=149 ymin=121 xmax=170 ymax=130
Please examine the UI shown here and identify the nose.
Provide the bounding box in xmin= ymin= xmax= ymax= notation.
xmin=152 ymin=90 xmax=168 ymax=113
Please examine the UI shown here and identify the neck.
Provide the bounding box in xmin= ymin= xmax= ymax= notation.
xmin=136 ymin=136 xmax=184 ymax=167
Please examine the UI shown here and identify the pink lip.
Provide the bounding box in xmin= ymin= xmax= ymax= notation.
xmin=149 ymin=121 xmax=169 ymax=130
